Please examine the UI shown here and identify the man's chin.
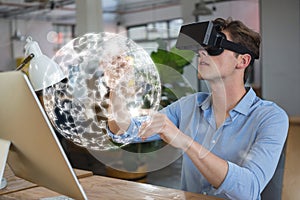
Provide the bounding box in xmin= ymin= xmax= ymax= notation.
xmin=197 ymin=73 xmax=204 ymax=80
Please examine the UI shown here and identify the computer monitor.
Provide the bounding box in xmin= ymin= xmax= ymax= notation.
xmin=0 ymin=71 xmax=87 ymax=200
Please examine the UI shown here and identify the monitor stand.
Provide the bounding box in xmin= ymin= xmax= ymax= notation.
xmin=0 ymin=138 xmax=11 ymax=190
xmin=1 ymin=178 xmax=7 ymax=190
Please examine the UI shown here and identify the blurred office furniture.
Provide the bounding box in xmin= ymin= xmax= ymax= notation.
xmin=282 ymin=117 xmax=300 ymax=199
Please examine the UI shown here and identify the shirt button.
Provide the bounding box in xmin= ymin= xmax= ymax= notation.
xmin=212 ymin=140 xmax=216 ymax=144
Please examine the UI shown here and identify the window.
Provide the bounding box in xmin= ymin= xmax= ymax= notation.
xmin=51 ymin=24 xmax=75 ymax=52
xmin=127 ymin=18 xmax=183 ymax=52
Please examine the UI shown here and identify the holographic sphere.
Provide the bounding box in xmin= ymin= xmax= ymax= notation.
xmin=43 ymin=32 xmax=161 ymax=151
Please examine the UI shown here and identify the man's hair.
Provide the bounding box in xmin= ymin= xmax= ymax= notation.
xmin=213 ymin=17 xmax=261 ymax=83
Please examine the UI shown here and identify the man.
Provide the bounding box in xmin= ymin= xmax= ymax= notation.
xmin=108 ymin=18 xmax=289 ymax=199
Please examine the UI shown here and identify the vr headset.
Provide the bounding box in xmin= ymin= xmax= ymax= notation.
xmin=175 ymin=21 xmax=259 ymax=61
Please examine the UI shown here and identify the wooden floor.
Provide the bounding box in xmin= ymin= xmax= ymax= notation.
xmin=282 ymin=117 xmax=300 ymax=200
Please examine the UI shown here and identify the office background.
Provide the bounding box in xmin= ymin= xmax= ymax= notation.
xmin=0 ymin=0 xmax=299 ymax=116
xmin=0 ymin=1 xmax=299 ymax=199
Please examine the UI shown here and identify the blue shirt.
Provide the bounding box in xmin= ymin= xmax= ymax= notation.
xmin=108 ymin=88 xmax=289 ymax=199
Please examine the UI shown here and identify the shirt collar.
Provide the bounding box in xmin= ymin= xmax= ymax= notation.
xmin=232 ymin=87 xmax=257 ymax=116
xmin=197 ymin=87 xmax=257 ymax=115
xmin=198 ymin=93 xmax=212 ymax=111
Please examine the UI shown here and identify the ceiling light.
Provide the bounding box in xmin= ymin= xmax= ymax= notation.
xmin=192 ymin=0 xmax=212 ymax=16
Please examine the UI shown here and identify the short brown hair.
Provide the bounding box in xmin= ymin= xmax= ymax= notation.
xmin=213 ymin=17 xmax=261 ymax=83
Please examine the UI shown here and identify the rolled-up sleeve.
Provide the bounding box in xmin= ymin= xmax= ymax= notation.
xmin=107 ymin=117 xmax=161 ymax=143
xmin=215 ymin=161 xmax=261 ymax=199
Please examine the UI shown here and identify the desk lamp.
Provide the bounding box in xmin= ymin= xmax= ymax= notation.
xmin=24 ymin=36 xmax=66 ymax=91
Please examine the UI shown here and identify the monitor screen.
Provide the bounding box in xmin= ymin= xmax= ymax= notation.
xmin=0 ymin=71 xmax=87 ymax=200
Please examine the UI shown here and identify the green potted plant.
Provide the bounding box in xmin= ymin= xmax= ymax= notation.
xmin=151 ymin=44 xmax=195 ymax=107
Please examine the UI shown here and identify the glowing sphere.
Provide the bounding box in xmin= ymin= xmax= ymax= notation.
xmin=43 ymin=32 xmax=161 ymax=150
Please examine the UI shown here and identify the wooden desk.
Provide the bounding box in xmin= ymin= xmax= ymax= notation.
xmin=0 ymin=165 xmax=36 ymax=195
xmin=0 ymin=165 xmax=93 ymax=196
xmin=1 ymin=175 xmax=222 ymax=200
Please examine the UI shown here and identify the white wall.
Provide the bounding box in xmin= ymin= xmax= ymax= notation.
xmin=122 ymin=5 xmax=181 ymax=26
xmin=260 ymin=0 xmax=300 ymax=116
xmin=0 ymin=19 xmax=12 ymax=71
xmin=0 ymin=18 xmax=116 ymax=72
xmin=75 ymin=0 xmax=103 ymax=36
xmin=0 ymin=18 xmax=55 ymax=71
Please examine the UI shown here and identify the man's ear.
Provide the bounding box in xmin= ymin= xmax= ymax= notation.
xmin=236 ymin=54 xmax=252 ymax=69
